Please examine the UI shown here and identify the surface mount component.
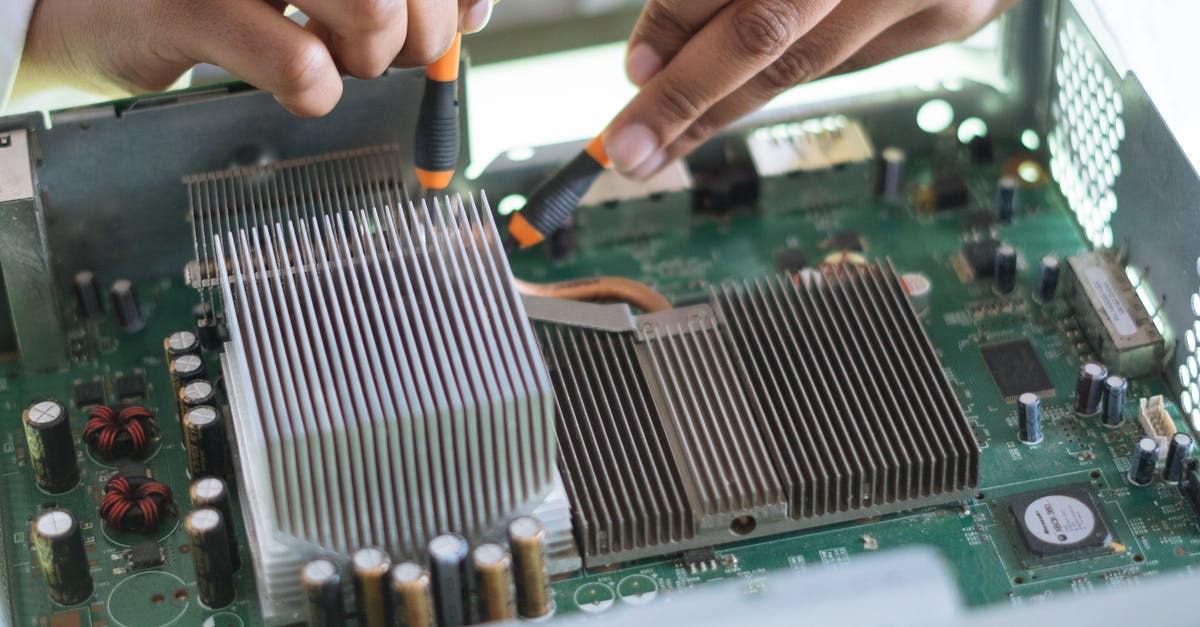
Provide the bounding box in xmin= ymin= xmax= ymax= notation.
xmin=530 ymin=262 xmax=977 ymax=566
xmin=1006 ymin=485 xmax=1114 ymax=565
xmin=1062 ymin=250 xmax=1166 ymax=377
xmin=1138 ymin=395 xmax=1177 ymax=450
xmin=980 ymin=339 xmax=1054 ymax=400
xmin=746 ymin=116 xmax=875 ymax=213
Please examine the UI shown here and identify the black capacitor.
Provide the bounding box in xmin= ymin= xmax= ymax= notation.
xmin=186 ymin=508 xmax=235 ymax=608
xmin=1164 ymin=432 xmax=1195 ymax=483
xmin=995 ymin=175 xmax=1019 ymax=223
xmin=189 ymin=477 xmax=240 ymax=572
xmin=32 ymin=509 xmax=93 ymax=606
xmin=1036 ymin=255 xmax=1060 ymax=303
xmin=1101 ymin=375 xmax=1128 ymax=427
xmin=73 ymin=270 xmax=104 ymax=320
xmin=993 ymin=244 xmax=1017 ymax=295
xmin=877 ymin=147 xmax=906 ymax=202
xmin=427 ymin=533 xmax=471 ymax=627
xmin=164 ymin=331 xmax=201 ymax=360
xmin=302 ymin=558 xmax=347 ymax=627
xmin=110 ymin=279 xmax=144 ymax=333
xmin=1128 ymin=437 xmax=1159 ymax=486
xmin=193 ymin=302 xmax=221 ymax=350
xmin=22 ymin=400 xmax=80 ymax=493
xmin=180 ymin=380 xmax=217 ymax=411
xmin=183 ymin=405 xmax=229 ymax=479
xmin=1073 ymin=362 xmax=1108 ymax=416
xmin=352 ymin=547 xmax=392 ymax=627
xmin=1017 ymin=392 xmax=1042 ymax=444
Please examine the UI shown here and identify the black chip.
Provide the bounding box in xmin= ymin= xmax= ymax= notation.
xmin=129 ymin=541 xmax=165 ymax=570
xmin=73 ymin=378 xmax=105 ymax=408
xmin=961 ymin=210 xmax=994 ymax=232
xmin=966 ymin=135 xmax=994 ymax=164
xmin=826 ymin=231 xmax=864 ymax=252
xmin=980 ymin=339 xmax=1053 ymax=399
xmin=774 ymin=248 xmax=809 ymax=272
xmin=1007 ymin=484 xmax=1112 ymax=564
xmin=115 ymin=371 xmax=146 ymax=401
xmin=962 ymin=238 xmax=1000 ymax=279
xmin=680 ymin=546 xmax=717 ymax=572
xmin=933 ymin=174 xmax=969 ymax=210
xmin=117 ymin=462 xmax=150 ymax=479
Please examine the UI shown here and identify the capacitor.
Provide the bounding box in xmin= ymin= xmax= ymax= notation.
xmin=993 ymin=244 xmax=1016 ymax=295
xmin=183 ymin=405 xmax=229 ymax=479
xmin=1164 ymin=432 xmax=1195 ymax=483
xmin=427 ymin=533 xmax=470 ymax=627
xmin=353 ymin=547 xmax=392 ymax=627
xmin=1035 ymin=255 xmax=1060 ymax=303
xmin=1073 ymin=362 xmax=1108 ymax=416
xmin=878 ymin=147 xmax=905 ymax=202
xmin=22 ymin=399 xmax=80 ymax=493
xmin=508 ymin=517 xmax=552 ymax=619
xmin=1017 ymin=392 xmax=1042 ymax=444
xmin=391 ymin=561 xmax=436 ymax=627
xmin=189 ymin=477 xmax=240 ymax=572
xmin=186 ymin=507 xmax=235 ymax=608
xmin=170 ymin=354 xmax=207 ymax=389
xmin=179 ymin=380 xmax=217 ymax=411
xmin=1128 ymin=437 xmax=1159 ymax=486
xmin=899 ymin=273 xmax=932 ymax=317
xmin=164 ymin=331 xmax=201 ymax=360
xmin=473 ymin=543 xmax=516 ymax=622
xmin=302 ymin=558 xmax=347 ymax=627
xmin=995 ymin=175 xmax=1019 ymax=223
xmin=110 ymin=279 xmax=144 ymax=333
xmin=1101 ymin=375 xmax=1128 ymax=427
xmin=73 ymin=270 xmax=104 ymax=320
xmin=193 ymin=302 xmax=221 ymax=350
xmin=32 ymin=509 xmax=93 ymax=606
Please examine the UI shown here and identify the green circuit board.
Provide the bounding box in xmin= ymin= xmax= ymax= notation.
xmin=1 ymin=137 xmax=1196 ymax=626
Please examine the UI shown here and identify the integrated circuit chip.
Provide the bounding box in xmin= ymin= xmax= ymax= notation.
xmin=774 ymin=248 xmax=810 ymax=272
xmin=129 ymin=540 xmax=164 ymax=570
xmin=962 ymin=238 xmax=1001 ymax=280
xmin=73 ymin=378 xmax=105 ymax=408
xmin=115 ymin=371 xmax=146 ymax=401
xmin=980 ymin=339 xmax=1053 ymax=399
xmin=1007 ymin=485 xmax=1113 ymax=564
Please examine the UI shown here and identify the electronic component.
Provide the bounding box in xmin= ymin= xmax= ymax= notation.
xmin=1073 ymin=362 xmax=1108 ymax=417
xmin=900 ymin=273 xmax=932 ymax=316
xmin=877 ymin=146 xmax=905 ymax=202
xmin=995 ymin=176 xmax=1018 ymax=223
xmin=391 ymin=562 xmax=435 ymax=627
xmin=182 ymin=405 xmax=228 ymax=479
xmin=979 ymin=339 xmax=1053 ymax=399
xmin=1036 ymin=255 xmax=1060 ymax=302
xmin=353 ymin=548 xmax=392 ymax=627
xmin=967 ymin=134 xmax=994 ymax=163
xmin=22 ymin=399 xmax=80 ymax=494
xmin=179 ymin=379 xmax=216 ymax=413
xmin=72 ymin=378 xmax=104 ymax=409
xmin=1017 ymin=393 xmax=1042 ymax=444
xmin=826 ymin=230 xmax=865 ymax=252
xmin=572 ymin=160 xmax=693 ymax=247
xmin=508 ymin=517 xmax=552 ymax=619
xmin=428 ymin=534 xmax=471 ymax=627
xmin=163 ymin=331 xmax=200 ymax=360
xmin=1138 ymin=395 xmax=1177 ymax=449
xmin=1101 ymin=375 xmax=1128 ymax=427
xmin=32 ymin=509 xmax=93 ymax=606
xmin=1062 ymin=250 xmax=1166 ymax=377
xmin=747 ymin=116 xmax=876 ymax=213
xmin=186 ymin=507 xmax=235 ymax=609
xmin=961 ymin=238 xmax=1001 ymax=280
xmin=1129 ymin=437 xmax=1160 ymax=486
xmin=993 ymin=244 xmax=1016 ymax=294
xmin=1179 ymin=461 xmax=1200 ymax=518
xmin=1006 ymin=485 xmax=1113 ymax=564
xmin=932 ymin=173 xmax=969 ymax=210
xmin=774 ymin=248 xmax=809 ymax=272
xmin=73 ymin=270 xmax=103 ymax=320
xmin=1164 ymin=433 xmax=1194 ymax=483
xmin=473 ymin=544 xmax=516 ymax=622
xmin=100 ymin=474 xmax=174 ymax=533
xmin=961 ymin=210 xmax=994 ymax=232
xmin=114 ymin=371 xmax=146 ymax=401
xmin=681 ymin=546 xmax=719 ymax=574
xmin=128 ymin=541 xmax=164 ymax=571
xmin=189 ymin=477 xmax=240 ymax=572
xmin=169 ymin=354 xmax=206 ymax=389
xmin=83 ymin=405 xmax=156 ymax=460
xmin=193 ymin=302 xmax=221 ymax=349
xmin=302 ymin=559 xmax=347 ymax=627
xmin=109 ymin=279 xmax=144 ymax=333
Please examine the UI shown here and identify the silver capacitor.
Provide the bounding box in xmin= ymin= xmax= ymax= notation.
xmin=427 ymin=534 xmax=470 ymax=627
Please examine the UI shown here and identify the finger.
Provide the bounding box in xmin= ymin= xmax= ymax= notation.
xmin=290 ymin=0 xmax=407 ymax=78
xmin=636 ymin=1 xmax=922 ymax=179
xmin=461 ymin=0 xmax=494 ymax=34
xmin=625 ymin=0 xmax=731 ymax=86
xmin=160 ymin=0 xmax=342 ymax=117
xmin=393 ymin=0 xmax=459 ymax=67
xmin=604 ymin=0 xmax=841 ymax=175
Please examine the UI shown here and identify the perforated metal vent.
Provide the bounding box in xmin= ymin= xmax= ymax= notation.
xmin=1181 ymin=275 xmax=1200 ymax=428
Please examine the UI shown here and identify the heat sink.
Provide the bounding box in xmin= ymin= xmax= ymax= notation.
xmin=529 ymin=263 xmax=978 ymax=566
xmin=191 ymin=149 xmax=556 ymax=623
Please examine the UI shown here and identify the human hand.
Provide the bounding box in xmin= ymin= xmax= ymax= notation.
xmin=603 ymin=0 xmax=1018 ymax=179
xmin=19 ymin=0 xmax=496 ymax=117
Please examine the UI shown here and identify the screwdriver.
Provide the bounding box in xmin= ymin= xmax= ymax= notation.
xmin=507 ymin=134 xmax=610 ymax=248
xmin=414 ymin=33 xmax=463 ymax=191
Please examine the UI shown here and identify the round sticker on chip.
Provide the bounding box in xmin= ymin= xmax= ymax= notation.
xmin=1022 ymin=494 xmax=1096 ymax=545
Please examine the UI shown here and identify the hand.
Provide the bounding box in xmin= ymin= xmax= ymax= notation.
xmin=603 ymin=0 xmax=1018 ymax=179
xmin=18 ymin=0 xmax=496 ymax=117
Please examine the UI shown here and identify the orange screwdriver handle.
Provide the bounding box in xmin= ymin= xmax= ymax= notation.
xmin=509 ymin=136 xmax=611 ymax=248
xmin=415 ymin=34 xmax=462 ymax=190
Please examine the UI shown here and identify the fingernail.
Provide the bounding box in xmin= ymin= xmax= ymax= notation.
xmin=625 ymin=43 xmax=662 ymax=86
xmin=462 ymin=0 xmax=494 ymax=34
xmin=630 ymin=151 xmax=667 ymax=180
xmin=604 ymin=124 xmax=658 ymax=174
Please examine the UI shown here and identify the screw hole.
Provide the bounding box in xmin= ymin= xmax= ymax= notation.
xmin=1133 ymin=554 xmax=1144 ymax=562
xmin=1090 ymin=470 xmax=1101 ymax=479
xmin=729 ymin=515 xmax=757 ymax=536
xmin=1013 ymin=576 xmax=1024 ymax=584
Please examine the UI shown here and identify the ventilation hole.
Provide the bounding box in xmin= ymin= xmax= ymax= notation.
xmin=1022 ymin=129 xmax=1041 ymax=151
xmin=917 ymin=99 xmax=954 ymax=134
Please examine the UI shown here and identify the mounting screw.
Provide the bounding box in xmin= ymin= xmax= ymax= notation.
xmin=0 ymin=135 xmax=10 ymax=148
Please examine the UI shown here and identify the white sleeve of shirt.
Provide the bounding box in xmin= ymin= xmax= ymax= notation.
xmin=0 ymin=1 xmax=37 ymax=112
